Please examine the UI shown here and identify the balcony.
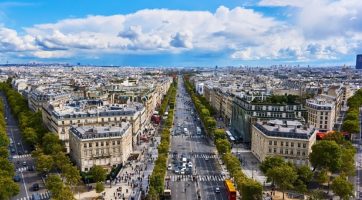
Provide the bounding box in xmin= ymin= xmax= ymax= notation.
xmin=92 ymin=153 xmax=112 ymax=158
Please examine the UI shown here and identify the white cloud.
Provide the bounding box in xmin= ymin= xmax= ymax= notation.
xmin=33 ymin=50 xmax=73 ymax=58
xmin=0 ymin=27 xmax=37 ymax=52
xmin=170 ymin=30 xmax=193 ymax=48
xmin=231 ymin=48 xmax=260 ymax=60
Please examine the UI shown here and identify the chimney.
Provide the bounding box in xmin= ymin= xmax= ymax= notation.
xmin=303 ymin=126 xmax=308 ymax=130
xmin=77 ymin=123 xmax=83 ymax=127
xmin=263 ymin=121 xmax=267 ymax=125
xmin=119 ymin=123 xmax=122 ymax=128
xmin=278 ymin=125 xmax=281 ymax=131
xmin=294 ymin=126 xmax=298 ymax=132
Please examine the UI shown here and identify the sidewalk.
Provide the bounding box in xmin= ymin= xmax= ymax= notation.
xmin=77 ymin=124 xmax=161 ymax=200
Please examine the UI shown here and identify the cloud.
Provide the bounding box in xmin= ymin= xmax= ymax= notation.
xmin=231 ymin=48 xmax=260 ymax=60
xmin=170 ymin=30 xmax=193 ymax=48
xmin=0 ymin=27 xmax=37 ymax=52
xmin=33 ymin=50 xmax=73 ymax=58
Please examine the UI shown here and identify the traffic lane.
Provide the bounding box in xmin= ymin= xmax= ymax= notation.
xmin=22 ymin=169 xmax=48 ymax=198
xmin=201 ymin=181 xmax=228 ymax=200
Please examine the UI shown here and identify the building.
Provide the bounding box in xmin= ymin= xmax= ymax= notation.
xmin=356 ymin=54 xmax=362 ymax=69
xmin=42 ymin=100 xmax=146 ymax=153
xmin=29 ymin=86 xmax=72 ymax=112
xmin=305 ymin=98 xmax=335 ymax=132
xmin=251 ymin=120 xmax=317 ymax=166
xmin=231 ymin=93 xmax=306 ymax=143
xmin=69 ymin=122 xmax=132 ymax=172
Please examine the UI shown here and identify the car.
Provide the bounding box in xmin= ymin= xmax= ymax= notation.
xmin=205 ymin=157 xmax=209 ymax=161
xmin=14 ymin=166 xmax=17 ymax=171
xmin=167 ymin=164 xmax=172 ymax=170
xmin=5 ymin=117 xmax=7 ymax=120
xmin=9 ymin=143 xmax=13 ymax=147
xmin=221 ymin=171 xmax=226 ymax=176
xmin=180 ymin=169 xmax=185 ymax=175
xmin=24 ymin=150 xmax=29 ymax=154
xmin=174 ymin=168 xmax=179 ymax=174
xmin=182 ymin=164 xmax=186 ymax=170
xmin=17 ymin=143 xmax=21 ymax=147
xmin=18 ymin=151 xmax=23 ymax=155
xmin=188 ymin=158 xmax=192 ymax=162
xmin=188 ymin=162 xmax=192 ymax=168
xmin=13 ymin=175 xmax=20 ymax=182
xmin=28 ymin=166 xmax=34 ymax=171
xmin=173 ymin=159 xmax=178 ymax=164
xmin=33 ymin=183 xmax=39 ymax=191
xmin=215 ymin=187 xmax=220 ymax=193
xmin=11 ymin=149 xmax=15 ymax=153
xmin=22 ymin=161 xmax=27 ymax=166
xmin=173 ymin=151 xmax=178 ymax=155
xmin=187 ymin=168 xmax=192 ymax=175
xmin=177 ymin=162 xmax=181 ymax=169
xmin=181 ymin=153 xmax=186 ymax=158
xmin=8 ymin=156 xmax=13 ymax=163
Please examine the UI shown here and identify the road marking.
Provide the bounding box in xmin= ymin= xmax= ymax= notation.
xmin=20 ymin=170 xmax=28 ymax=198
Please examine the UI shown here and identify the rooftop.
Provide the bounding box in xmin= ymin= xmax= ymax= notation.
xmin=70 ymin=122 xmax=131 ymax=140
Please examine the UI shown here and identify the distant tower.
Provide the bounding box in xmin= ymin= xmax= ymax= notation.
xmin=342 ymin=64 xmax=347 ymax=72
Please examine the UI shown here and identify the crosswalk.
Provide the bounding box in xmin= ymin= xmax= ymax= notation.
xmin=16 ymin=166 xmax=35 ymax=172
xmin=169 ymin=154 xmax=218 ymax=158
xmin=16 ymin=192 xmax=51 ymax=200
xmin=165 ymin=175 xmax=225 ymax=182
xmin=13 ymin=154 xmax=31 ymax=159
xmin=171 ymin=135 xmax=205 ymax=138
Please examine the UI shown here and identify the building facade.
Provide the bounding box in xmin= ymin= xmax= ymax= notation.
xmin=251 ymin=120 xmax=316 ymax=166
xmin=69 ymin=122 xmax=132 ymax=172
xmin=305 ymin=98 xmax=335 ymax=132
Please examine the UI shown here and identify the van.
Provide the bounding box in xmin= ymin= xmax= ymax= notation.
xmin=32 ymin=193 xmax=40 ymax=200
xmin=182 ymin=158 xmax=187 ymax=163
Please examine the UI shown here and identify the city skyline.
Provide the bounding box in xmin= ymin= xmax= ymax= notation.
xmin=0 ymin=0 xmax=361 ymax=67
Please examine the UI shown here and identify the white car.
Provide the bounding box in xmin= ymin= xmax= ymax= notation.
xmin=180 ymin=169 xmax=185 ymax=175
xmin=167 ymin=164 xmax=172 ymax=170
xmin=215 ymin=187 xmax=220 ymax=193
xmin=188 ymin=162 xmax=192 ymax=168
xmin=175 ymin=168 xmax=179 ymax=174
xmin=182 ymin=164 xmax=186 ymax=170
xmin=177 ymin=123 xmax=180 ymax=127
xmin=205 ymin=157 xmax=209 ymax=161
xmin=5 ymin=117 xmax=7 ymax=120
xmin=221 ymin=171 xmax=226 ymax=176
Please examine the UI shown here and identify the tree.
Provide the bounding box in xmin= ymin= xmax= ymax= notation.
xmin=309 ymin=140 xmax=342 ymax=172
xmin=331 ymin=172 xmax=355 ymax=200
xmin=316 ymin=169 xmax=329 ymax=189
xmin=214 ymin=129 xmax=226 ymax=141
xmin=42 ymin=132 xmax=64 ymax=154
xmin=342 ymin=120 xmax=360 ymax=134
xmin=344 ymin=112 xmax=359 ymax=121
xmin=0 ymin=158 xmax=15 ymax=178
xmin=92 ymin=165 xmax=107 ymax=182
xmin=0 ymin=147 xmax=9 ymax=159
xmin=22 ymin=127 xmax=38 ymax=146
xmin=322 ymin=131 xmax=345 ymax=145
xmin=297 ymin=165 xmax=314 ymax=184
xmin=61 ymin=164 xmax=81 ymax=186
xmin=36 ymin=154 xmax=55 ymax=173
xmin=0 ymin=132 xmax=9 ymax=148
xmin=240 ymin=178 xmax=263 ymax=200
xmin=0 ymin=177 xmax=20 ymax=199
xmin=95 ymin=182 xmax=105 ymax=194
xmin=295 ymin=180 xmax=307 ymax=197
xmin=46 ymin=175 xmax=64 ymax=198
xmin=52 ymin=152 xmax=71 ymax=170
xmin=340 ymin=148 xmax=356 ymax=176
xmin=266 ymin=165 xmax=298 ymax=199
xmin=55 ymin=185 xmax=77 ymax=200
xmin=259 ymin=156 xmax=286 ymax=174
xmin=216 ymin=139 xmax=231 ymax=154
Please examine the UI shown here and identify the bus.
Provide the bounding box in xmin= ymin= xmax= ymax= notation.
xmin=224 ymin=179 xmax=237 ymax=200
xmin=162 ymin=189 xmax=171 ymax=200
xmin=196 ymin=127 xmax=201 ymax=135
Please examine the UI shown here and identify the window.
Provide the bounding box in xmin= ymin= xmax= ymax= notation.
xmin=320 ymin=112 xmax=323 ymax=115
xmin=89 ymin=143 xmax=92 ymax=147
xmin=106 ymin=148 xmax=109 ymax=153
xmin=297 ymin=159 xmax=300 ymax=164
xmin=108 ymin=118 xmax=110 ymax=122
xmin=106 ymin=142 xmax=109 ymax=146
xmin=274 ymin=148 xmax=277 ymax=153
xmin=101 ymin=142 xmax=104 ymax=146
xmin=84 ymin=144 xmax=87 ymax=148
xmin=280 ymin=142 xmax=284 ymax=146
xmin=298 ymin=143 xmax=301 ymax=148
xmin=89 ymin=150 xmax=92 ymax=155
xmin=291 ymin=142 xmax=294 ymax=147
xmin=96 ymin=142 xmax=99 ymax=147
xmin=325 ymin=121 xmax=327 ymax=124
xmin=297 ymin=150 xmax=300 ymax=155
xmin=96 ymin=149 xmax=99 ymax=155
xmin=84 ymin=151 xmax=87 ymax=156
xmin=269 ymin=148 xmax=272 ymax=153
xmin=114 ymin=117 xmax=117 ymax=121
xmin=117 ymin=140 xmax=121 ymax=145
xmin=325 ymin=117 xmax=328 ymax=120
xmin=320 ymin=125 xmax=322 ymax=128
xmin=85 ymin=119 xmax=88 ymax=124
xmin=101 ymin=149 xmax=104 ymax=154
xmin=302 ymin=159 xmax=306 ymax=165
xmin=274 ymin=141 xmax=277 ymax=145
xmin=320 ymin=121 xmax=322 ymax=124
xmin=324 ymin=125 xmax=327 ymax=129
xmin=269 ymin=141 xmax=272 ymax=145
xmin=286 ymin=142 xmax=289 ymax=146
xmin=302 ymin=151 xmax=306 ymax=156
xmin=70 ymin=120 xmax=72 ymax=124
xmin=290 ymin=150 xmax=294 ymax=155
xmin=62 ymin=121 xmax=64 ymax=125
xmin=280 ymin=149 xmax=283 ymax=154
xmin=102 ymin=118 xmax=104 ymax=122
xmin=113 ymin=148 xmax=116 ymax=153
xmin=112 ymin=141 xmax=115 ymax=145
xmin=303 ymin=144 xmax=306 ymax=148
xmin=320 ymin=116 xmax=323 ymax=120
xmin=117 ymin=147 xmax=120 ymax=152
xmin=78 ymin=120 xmax=80 ymax=123
xmin=285 ymin=149 xmax=288 ymax=154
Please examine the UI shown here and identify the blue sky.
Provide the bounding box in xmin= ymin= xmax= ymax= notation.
xmin=0 ymin=0 xmax=361 ymax=67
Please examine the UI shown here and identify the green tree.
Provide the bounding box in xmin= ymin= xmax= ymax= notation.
xmin=0 ymin=132 xmax=9 ymax=148
xmin=309 ymin=140 xmax=342 ymax=172
xmin=52 ymin=152 xmax=71 ymax=170
xmin=344 ymin=112 xmax=359 ymax=121
xmin=342 ymin=120 xmax=360 ymax=134
xmin=266 ymin=165 xmax=298 ymax=199
xmin=92 ymin=165 xmax=107 ymax=182
xmin=61 ymin=164 xmax=81 ymax=186
xmin=22 ymin=127 xmax=38 ymax=146
xmin=55 ymin=185 xmax=77 ymax=200
xmin=0 ymin=158 xmax=15 ymax=178
xmin=214 ymin=129 xmax=226 ymax=141
xmin=259 ymin=156 xmax=286 ymax=174
xmin=215 ymin=139 xmax=231 ymax=154
xmin=42 ymin=132 xmax=64 ymax=154
xmin=0 ymin=146 xmax=9 ymax=159
xmin=322 ymin=131 xmax=345 ymax=145
xmin=240 ymin=178 xmax=263 ymax=200
xmin=295 ymin=180 xmax=307 ymax=197
xmin=297 ymin=165 xmax=314 ymax=184
xmin=340 ymin=148 xmax=356 ymax=176
xmin=330 ymin=172 xmax=355 ymax=200
xmin=95 ymin=182 xmax=105 ymax=194
xmin=316 ymin=169 xmax=329 ymax=189
xmin=0 ymin=177 xmax=21 ymax=199
xmin=46 ymin=175 xmax=64 ymax=198
xmin=36 ymin=154 xmax=55 ymax=173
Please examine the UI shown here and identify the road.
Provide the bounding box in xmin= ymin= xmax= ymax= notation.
xmin=165 ymin=76 xmax=228 ymax=200
xmin=0 ymin=93 xmax=51 ymax=200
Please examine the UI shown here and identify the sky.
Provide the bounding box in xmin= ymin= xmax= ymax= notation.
xmin=0 ymin=0 xmax=361 ymax=67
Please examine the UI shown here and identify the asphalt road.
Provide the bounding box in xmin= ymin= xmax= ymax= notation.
xmin=165 ymin=76 xmax=228 ymax=200
xmin=0 ymin=93 xmax=51 ymax=200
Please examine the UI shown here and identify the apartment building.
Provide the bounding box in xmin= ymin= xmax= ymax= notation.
xmin=69 ymin=122 xmax=132 ymax=172
xmin=29 ymin=86 xmax=72 ymax=112
xmin=251 ymin=120 xmax=317 ymax=166
xmin=305 ymin=98 xmax=335 ymax=132
xmin=232 ymin=93 xmax=306 ymax=143
xmin=42 ymin=100 xmax=146 ymax=153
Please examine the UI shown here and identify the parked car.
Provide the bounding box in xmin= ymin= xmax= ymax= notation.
xmin=167 ymin=164 xmax=172 ymax=171
xmin=13 ymin=175 xmax=20 ymax=182
xmin=28 ymin=166 xmax=34 ymax=171
xmin=174 ymin=168 xmax=179 ymax=174
xmin=33 ymin=183 xmax=39 ymax=191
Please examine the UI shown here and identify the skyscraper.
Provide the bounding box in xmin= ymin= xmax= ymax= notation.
xmin=356 ymin=54 xmax=362 ymax=69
